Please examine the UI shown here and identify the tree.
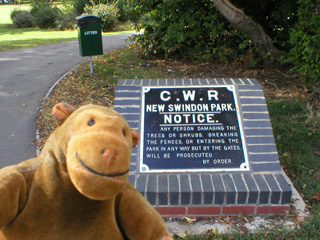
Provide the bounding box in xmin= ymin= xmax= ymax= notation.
xmin=229 ymin=0 xmax=298 ymax=50
xmin=129 ymin=0 xmax=300 ymax=65
xmin=212 ymin=0 xmax=283 ymax=63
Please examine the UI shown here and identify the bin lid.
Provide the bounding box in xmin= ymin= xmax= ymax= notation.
xmin=76 ymin=14 xmax=102 ymax=28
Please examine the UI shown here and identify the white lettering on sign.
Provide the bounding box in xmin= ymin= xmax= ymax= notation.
xmin=213 ymin=159 xmax=232 ymax=164
xmin=84 ymin=31 xmax=98 ymax=35
xmin=182 ymin=90 xmax=196 ymax=101
xmin=163 ymin=113 xmax=216 ymax=124
xmin=146 ymin=104 xmax=165 ymax=112
xmin=210 ymin=103 xmax=234 ymax=111
xmin=160 ymin=90 xmax=171 ymax=101
xmin=145 ymin=103 xmax=234 ymax=113
xmin=159 ymin=89 xmax=219 ymax=102
xmin=168 ymin=104 xmax=209 ymax=112
xmin=207 ymin=90 xmax=219 ymax=101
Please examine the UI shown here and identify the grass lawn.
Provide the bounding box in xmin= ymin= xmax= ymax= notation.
xmin=0 ymin=4 xmax=134 ymax=52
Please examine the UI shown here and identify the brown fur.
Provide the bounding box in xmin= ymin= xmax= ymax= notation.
xmin=0 ymin=103 xmax=173 ymax=240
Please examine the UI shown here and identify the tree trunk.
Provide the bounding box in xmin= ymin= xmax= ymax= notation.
xmin=212 ymin=0 xmax=282 ymax=64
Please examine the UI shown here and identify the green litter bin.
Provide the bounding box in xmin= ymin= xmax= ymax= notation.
xmin=76 ymin=15 xmax=103 ymax=57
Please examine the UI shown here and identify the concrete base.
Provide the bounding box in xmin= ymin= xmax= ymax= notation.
xmin=165 ymin=185 xmax=308 ymax=236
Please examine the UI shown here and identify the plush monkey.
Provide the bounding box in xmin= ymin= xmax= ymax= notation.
xmin=0 ymin=103 xmax=173 ymax=240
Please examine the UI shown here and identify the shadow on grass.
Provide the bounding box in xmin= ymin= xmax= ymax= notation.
xmin=0 ymin=37 xmax=78 ymax=52
xmin=0 ymin=23 xmax=40 ymax=35
xmin=0 ymin=23 xmax=77 ymax=35
xmin=0 ymin=23 xmax=78 ymax=51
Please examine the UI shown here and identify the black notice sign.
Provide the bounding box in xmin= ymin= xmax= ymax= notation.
xmin=140 ymin=86 xmax=249 ymax=172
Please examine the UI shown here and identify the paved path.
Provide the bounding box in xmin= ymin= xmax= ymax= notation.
xmin=0 ymin=33 xmax=133 ymax=168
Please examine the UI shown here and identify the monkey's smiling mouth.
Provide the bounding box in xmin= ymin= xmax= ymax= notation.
xmin=75 ymin=152 xmax=129 ymax=178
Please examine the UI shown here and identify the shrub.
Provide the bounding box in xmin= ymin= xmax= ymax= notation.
xmin=130 ymin=0 xmax=259 ymax=64
xmin=84 ymin=2 xmax=119 ymax=31
xmin=31 ymin=4 xmax=62 ymax=29
xmin=73 ymin=0 xmax=90 ymax=15
xmin=12 ymin=11 xmax=35 ymax=28
xmin=288 ymin=0 xmax=320 ymax=84
xmin=58 ymin=12 xmax=77 ymax=30
xmin=29 ymin=4 xmax=41 ymax=17
xmin=116 ymin=0 xmax=140 ymax=23
xmin=10 ymin=8 xmax=23 ymax=22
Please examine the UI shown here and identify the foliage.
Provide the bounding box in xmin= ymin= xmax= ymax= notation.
xmin=63 ymin=0 xmax=116 ymax=16
xmin=288 ymin=0 xmax=320 ymax=84
xmin=129 ymin=0 xmax=259 ymax=65
xmin=232 ymin=0 xmax=298 ymax=51
xmin=84 ymin=1 xmax=119 ymax=31
xmin=116 ymin=0 xmax=140 ymax=23
xmin=11 ymin=10 xmax=35 ymax=28
xmin=10 ymin=8 xmax=23 ymax=22
xmin=72 ymin=0 xmax=90 ymax=15
xmin=57 ymin=11 xmax=77 ymax=30
xmin=85 ymin=0 xmax=113 ymax=4
xmin=116 ymin=0 xmax=129 ymax=22
xmin=30 ymin=4 xmax=62 ymax=29
xmin=57 ymin=1 xmax=78 ymax=30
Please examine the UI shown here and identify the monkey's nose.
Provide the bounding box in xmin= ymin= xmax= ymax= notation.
xmin=102 ymin=149 xmax=116 ymax=166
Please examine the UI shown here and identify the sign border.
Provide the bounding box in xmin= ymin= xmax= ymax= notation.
xmin=139 ymin=85 xmax=250 ymax=173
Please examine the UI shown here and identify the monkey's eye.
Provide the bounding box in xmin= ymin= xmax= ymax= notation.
xmin=88 ymin=119 xmax=95 ymax=126
xmin=122 ymin=129 xmax=126 ymax=137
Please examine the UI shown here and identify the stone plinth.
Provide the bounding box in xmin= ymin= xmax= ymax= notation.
xmin=114 ymin=78 xmax=292 ymax=217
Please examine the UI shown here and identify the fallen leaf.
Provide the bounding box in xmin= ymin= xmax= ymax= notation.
xmin=283 ymin=152 xmax=291 ymax=157
xmin=183 ymin=216 xmax=197 ymax=224
xmin=224 ymin=218 xmax=234 ymax=224
xmin=297 ymin=212 xmax=301 ymax=223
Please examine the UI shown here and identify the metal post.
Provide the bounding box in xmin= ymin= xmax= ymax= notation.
xmin=89 ymin=56 xmax=94 ymax=75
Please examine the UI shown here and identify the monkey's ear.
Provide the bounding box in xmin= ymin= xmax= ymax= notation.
xmin=52 ymin=103 xmax=76 ymax=126
xmin=131 ymin=129 xmax=140 ymax=148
